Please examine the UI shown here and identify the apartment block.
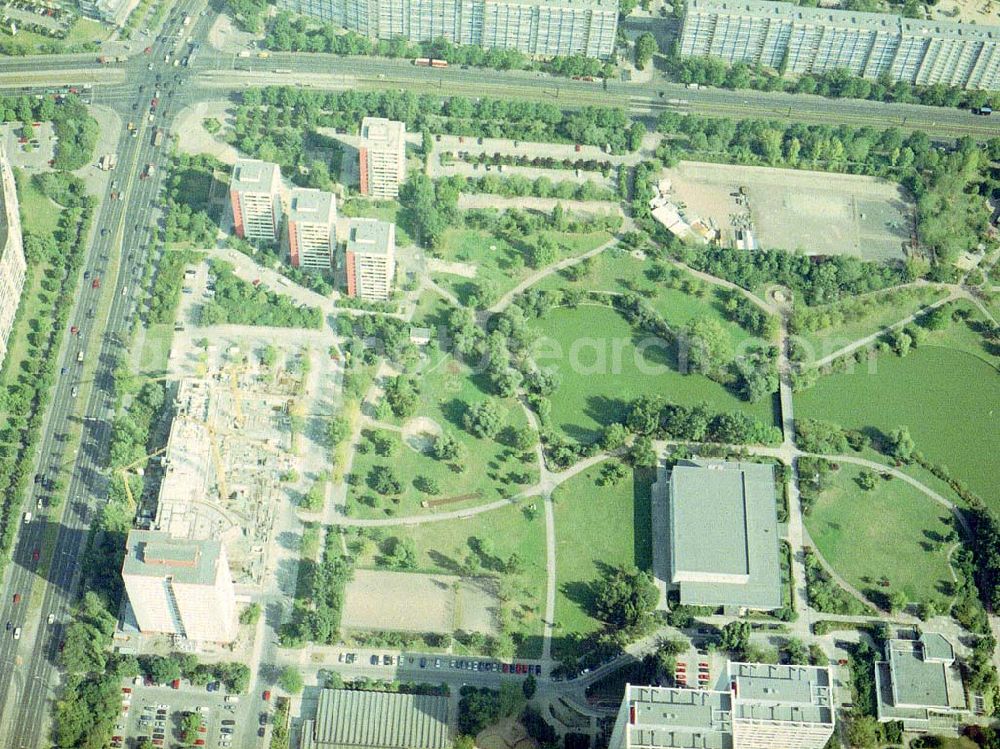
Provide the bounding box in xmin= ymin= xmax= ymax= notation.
xmin=345 ymin=218 xmax=396 ymax=302
xmin=359 ymin=117 xmax=406 ymax=199
xmin=288 ymin=188 xmax=337 ymax=271
xmin=275 ymin=0 xmax=618 ymax=58
xmin=0 ymin=144 xmax=25 ymax=370
xmin=122 ymin=530 xmax=238 ymax=644
xmin=679 ymin=0 xmax=1000 ymax=90
xmin=610 ymin=664 xmax=835 ymax=749
xmin=229 ymin=159 xmax=283 ymax=242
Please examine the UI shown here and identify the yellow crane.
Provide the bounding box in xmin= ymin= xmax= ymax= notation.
xmin=229 ymin=366 xmax=245 ymax=429
xmin=118 ymin=447 xmax=167 ymax=510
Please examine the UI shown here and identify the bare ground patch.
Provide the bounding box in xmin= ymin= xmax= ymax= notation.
xmin=402 ymin=416 xmax=443 ymax=453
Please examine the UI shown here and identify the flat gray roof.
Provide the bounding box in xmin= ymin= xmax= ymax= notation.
xmin=486 ymin=0 xmax=618 ymax=10
xmin=122 ymin=529 xmax=219 ymax=586
xmin=625 ymin=684 xmax=734 ymax=749
xmin=360 ymin=117 xmax=405 ymax=150
xmin=231 ymin=158 xmax=280 ymax=194
xmin=920 ymin=633 xmax=954 ymax=662
xmin=687 ymin=0 xmax=1000 ymax=39
xmin=730 ymin=663 xmax=835 ymax=726
xmin=668 ymin=461 xmax=781 ymax=610
xmin=301 ymin=689 xmax=450 ymax=749
xmin=289 ymin=188 xmax=335 ymax=225
xmin=346 ymin=217 xmax=394 ymax=257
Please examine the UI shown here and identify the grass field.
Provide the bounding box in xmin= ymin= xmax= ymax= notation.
xmin=353 ymin=500 xmax=547 ymax=656
xmin=410 ymin=290 xmax=451 ymax=331
xmin=16 ymin=177 xmax=62 ymax=238
xmin=797 ymin=314 xmax=1000 ymax=512
xmin=551 ymin=464 xmax=653 ymax=656
xmin=347 ymin=354 xmax=539 ymax=517
xmin=534 ymin=248 xmax=765 ymax=349
xmin=793 ymin=285 xmax=950 ymax=361
xmin=431 ymin=227 xmax=611 ymax=307
xmin=533 ymin=304 xmax=776 ymax=444
xmin=804 ymin=464 xmax=956 ymax=609
xmin=137 ymin=324 xmax=173 ymax=379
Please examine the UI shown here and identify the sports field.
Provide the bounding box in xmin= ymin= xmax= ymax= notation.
xmin=804 ymin=464 xmax=956 ymax=608
xmin=796 ymin=345 xmax=999 ymax=512
xmin=531 ymin=305 xmax=775 ymax=443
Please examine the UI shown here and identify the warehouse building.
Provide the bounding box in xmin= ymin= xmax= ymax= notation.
xmin=300 ymin=689 xmax=451 ymax=749
xmin=276 ymin=0 xmax=618 ymax=59
xmin=609 ymin=663 xmax=835 ymax=749
xmin=875 ymin=633 xmax=969 ymax=732
xmin=679 ymin=0 xmax=1000 ymax=90
xmin=121 ymin=530 xmax=238 ymax=644
xmin=663 ymin=460 xmax=782 ymax=611
xmin=0 ymin=144 xmax=25 ymax=370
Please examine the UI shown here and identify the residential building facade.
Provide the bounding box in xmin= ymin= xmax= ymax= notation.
xmin=229 ymin=159 xmax=283 ymax=242
xmin=345 ymin=218 xmax=396 ymax=301
xmin=359 ymin=117 xmax=406 ymax=199
xmin=679 ymin=0 xmax=1000 ymax=90
xmin=610 ymin=664 xmax=834 ymax=749
xmin=276 ymin=0 xmax=618 ymax=59
xmin=122 ymin=530 xmax=238 ymax=643
xmin=0 ymin=144 xmax=26 ymax=370
xmin=288 ymin=188 xmax=337 ymax=271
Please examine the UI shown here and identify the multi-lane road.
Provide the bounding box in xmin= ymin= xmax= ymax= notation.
xmin=0 ymin=7 xmax=996 ymax=748
xmin=0 ymin=4 xmax=213 ymax=747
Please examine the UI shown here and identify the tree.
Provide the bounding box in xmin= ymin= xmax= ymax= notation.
xmin=601 ymin=423 xmax=629 ymax=450
xmin=383 ymin=536 xmax=417 ymax=569
xmin=634 ymin=32 xmax=658 ymax=70
xmin=432 ymin=431 xmax=464 ymax=463
xmin=301 ymin=481 xmax=326 ymax=511
xmin=592 ymin=564 xmax=659 ymax=632
xmin=182 ymin=712 xmax=204 ymax=744
xmin=627 ymin=435 xmax=657 ymax=468
xmin=683 ymin=319 xmax=730 ymax=375
xmin=368 ymin=465 xmax=402 ymax=495
xmin=846 ymin=713 xmax=879 ymax=749
xmin=888 ymin=590 xmax=908 ymax=613
xmin=598 ymin=461 xmax=629 ymax=486
xmin=328 ymin=415 xmax=350 ymax=446
xmin=384 ymin=376 xmax=419 ymax=418
xmin=278 ymin=666 xmax=304 ymax=694
xmin=414 ymin=475 xmax=441 ymax=495
xmin=522 ymin=673 xmax=537 ymax=699
xmin=146 ymin=655 xmax=181 ymax=685
xmin=887 ymin=426 xmax=916 ymax=463
xmin=856 ymin=470 xmax=878 ymax=491
xmin=719 ymin=620 xmax=751 ymax=658
xmin=239 ymin=602 xmax=262 ymax=625
xmin=463 ymin=399 xmax=505 ymax=439
xmin=916 ymin=601 xmax=938 ymax=621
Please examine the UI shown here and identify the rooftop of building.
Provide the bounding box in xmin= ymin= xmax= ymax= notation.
xmin=346 ymin=217 xmax=395 ymax=257
xmin=300 ymin=689 xmax=451 ymax=749
xmin=230 ymin=158 xmax=280 ymax=193
xmin=881 ymin=635 xmax=964 ymax=710
xmin=360 ymin=117 xmax=405 ymax=149
xmin=486 ymin=0 xmax=618 ymax=10
xmin=686 ymin=0 xmax=1000 ymax=38
xmin=289 ymin=188 xmax=336 ymax=225
xmin=624 ymin=684 xmax=734 ymax=749
xmin=668 ymin=460 xmax=781 ymax=609
xmin=729 ymin=662 xmax=835 ymax=726
xmin=122 ymin=529 xmax=221 ymax=586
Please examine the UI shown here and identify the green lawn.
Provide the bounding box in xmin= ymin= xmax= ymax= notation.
xmin=551 ymin=464 xmax=654 ymax=657
xmin=354 ymin=500 xmax=547 ymax=656
xmin=792 ymin=285 xmax=950 ymax=361
xmin=137 ymin=323 xmax=173 ymax=379
xmin=796 ymin=316 xmax=1000 ymax=512
xmin=347 ymin=353 xmax=539 ymax=517
xmin=534 ymin=248 xmax=766 ymax=349
xmin=410 ymin=289 xmax=451 ymax=330
xmin=431 ymin=227 xmax=611 ymax=307
xmin=804 ymin=464 xmax=956 ymax=610
xmin=17 ymin=178 xmax=62 ymax=238
xmin=533 ymin=304 xmax=776 ymax=444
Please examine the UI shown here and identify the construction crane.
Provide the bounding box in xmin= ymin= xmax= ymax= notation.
xmin=204 ymin=422 xmax=230 ymax=502
xmin=229 ymin=366 xmax=245 ymax=429
xmin=118 ymin=447 xmax=167 ymax=510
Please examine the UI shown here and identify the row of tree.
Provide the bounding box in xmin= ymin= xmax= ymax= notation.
xmin=280 ymin=528 xmax=354 ymax=646
xmin=200 ymin=260 xmax=323 ymax=329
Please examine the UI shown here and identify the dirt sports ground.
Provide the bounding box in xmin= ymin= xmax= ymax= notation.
xmin=665 ymin=161 xmax=915 ymax=260
xmin=342 ymin=569 xmax=500 ymax=635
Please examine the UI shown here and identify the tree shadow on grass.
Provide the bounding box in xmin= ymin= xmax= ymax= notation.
xmin=440 ymin=398 xmax=469 ymax=431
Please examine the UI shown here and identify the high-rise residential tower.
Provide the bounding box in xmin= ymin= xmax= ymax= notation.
xmin=288 ymin=188 xmax=337 ymax=271
xmin=230 ymin=159 xmax=283 ymax=242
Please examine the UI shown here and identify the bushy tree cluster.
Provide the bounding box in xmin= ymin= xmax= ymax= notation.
xmin=200 ymin=261 xmax=323 ymax=329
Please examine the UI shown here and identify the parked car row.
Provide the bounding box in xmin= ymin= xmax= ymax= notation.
xmin=340 ymin=652 xmax=541 ymax=676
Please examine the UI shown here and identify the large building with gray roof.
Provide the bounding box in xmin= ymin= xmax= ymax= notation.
xmin=680 ymin=0 xmax=1000 ymax=90
xmin=610 ymin=663 xmax=834 ymax=749
xmin=300 ymin=689 xmax=451 ymax=749
xmin=664 ymin=460 xmax=782 ymax=611
xmin=0 ymin=143 xmax=25 ymax=370
xmin=875 ymin=633 xmax=969 ymax=732
xmin=276 ymin=0 xmax=618 ymax=58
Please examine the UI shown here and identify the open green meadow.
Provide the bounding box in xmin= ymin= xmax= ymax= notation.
xmin=352 ymin=500 xmax=547 ymax=656
xmin=532 ymin=304 xmax=775 ymax=443
xmin=347 ymin=354 xmax=539 ymax=517
xmin=804 ymin=464 xmax=956 ymax=609
xmin=16 ymin=176 xmax=62 ymax=237
xmin=551 ymin=464 xmax=653 ymax=657
xmin=431 ymin=227 xmax=611 ymax=306
xmin=796 ymin=320 xmax=1000 ymax=511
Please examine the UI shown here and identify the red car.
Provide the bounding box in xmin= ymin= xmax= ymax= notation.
xmin=171 ymin=679 xmax=180 ymax=689
xmin=251 ymin=278 xmax=261 ymax=286
xmin=12 ymin=594 xmax=20 ymax=604
xmin=262 ymin=690 xmax=271 ymax=701
xmin=92 ymin=278 xmax=100 ymax=289
xmin=122 ymin=687 xmax=131 ymax=695
xmin=31 ymin=549 xmax=39 ymax=562
xmin=144 ymin=46 xmax=152 ymax=54
xmin=70 ymin=326 xmax=79 ymax=335
xmin=194 ymin=741 xmax=205 ymax=747
xmin=198 ymin=725 xmax=207 ymax=733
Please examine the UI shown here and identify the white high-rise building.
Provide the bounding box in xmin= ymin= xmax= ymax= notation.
xmin=0 ymin=143 xmax=26 ymax=369
xmin=122 ymin=530 xmax=238 ymax=644
xmin=276 ymin=0 xmax=619 ymax=59
xmin=288 ymin=188 xmax=337 ymax=272
xmin=359 ymin=117 xmax=406 ymax=199
xmin=345 ymin=218 xmax=396 ymax=302
xmin=230 ymin=159 xmax=283 ymax=243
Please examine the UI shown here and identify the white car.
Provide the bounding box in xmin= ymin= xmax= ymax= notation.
xmin=12 ymin=628 xmax=21 ymax=640
xmin=224 ymin=696 xmax=239 ymax=704
xmin=196 ymin=706 xmax=210 ymax=714
xmin=157 ymin=704 xmax=169 ymax=710
xmin=47 ymin=614 xmax=55 ymax=624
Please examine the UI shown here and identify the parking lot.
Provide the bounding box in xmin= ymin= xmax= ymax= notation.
xmin=331 ymin=649 xmax=543 ymax=678
xmin=113 ymin=680 xmax=270 ymax=749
